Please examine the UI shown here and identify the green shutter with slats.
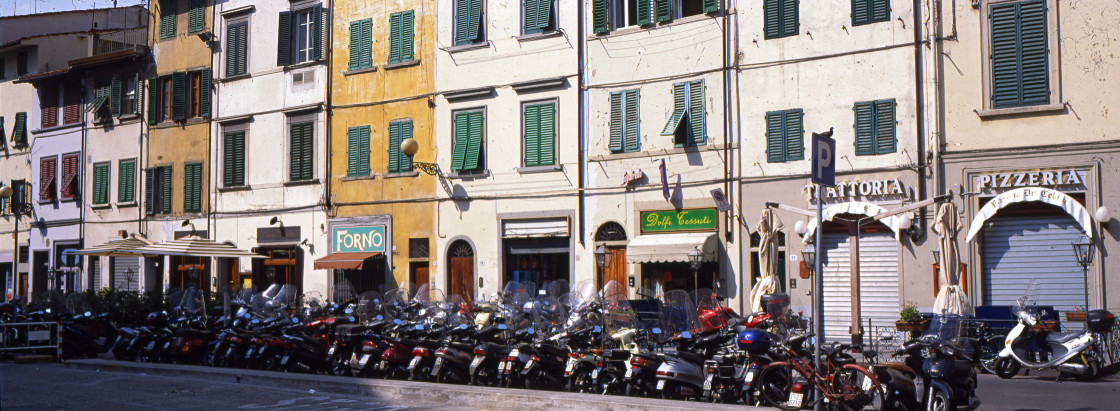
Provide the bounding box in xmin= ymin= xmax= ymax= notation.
xmin=636 ymin=0 xmax=652 ymax=25
xmin=608 ymin=92 xmax=623 ymax=152
xmin=145 ymin=168 xmax=154 ymax=215
xmin=662 ymin=82 xmax=688 ymax=136
xmin=347 ymin=127 xmax=360 ymax=176
xmin=451 ymin=114 xmax=469 ymax=171
xmin=188 ymin=0 xmax=205 ymax=32
xmin=655 ymin=0 xmax=672 ymax=23
xmin=346 ymin=126 xmax=370 ymax=176
xmin=184 ymin=163 xmax=201 ymax=213
xmin=525 ymin=0 xmax=551 ymax=33
xmin=467 ymin=0 xmax=482 ymax=43
xmin=389 ymin=12 xmax=402 ymax=63
xmin=765 ymin=0 xmax=798 ymax=39
xmin=147 ymin=77 xmax=159 ymax=125
xmin=12 ymin=112 xmax=26 ymax=145
xmin=160 ymin=0 xmax=177 ymax=39
xmin=388 ymin=122 xmax=401 ymax=172
xmin=360 ymin=20 xmax=372 ymax=68
xmin=400 ymin=121 xmax=413 ymax=171
xmin=171 ymin=72 xmax=186 ymax=121
xmin=524 ymin=105 xmax=541 ymax=166
xmin=160 ymin=165 xmax=172 ymax=214
xmin=874 ymin=99 xmax=896 ymax=153
xmin=463 ymin=112 xmax=483 ymax=170
xmin=991 ymin=1 xmax=1048 ymax=108
xmin=277 ymin=11 xmax=292 ymax=66
xmin=853 ymin=101 xmax=875 ymax=155
xmin=592 ymin=0 xmax=610 ymax=34
xmin=226 ymin=23 xmax=248 ymax=76
xmin=359 ymin=126 xmax=370 ymax=175
xmin=224 ymin=131 xmax=245 ymax=186
xmin=349 ymin=21 xmax=362 ymax=70
xmin=1018 ymin=1 xmax=1048 ymax=106
xmin=454 ymin=0 xmax=482 ymax=45
xmin=688 ymin=80 xmax=704 ymax=145
xmin=781 ymin=0 xmax=799 ymax=37
xmin=110 ymin=77 xmax=122 ymax=116
xmin=871 ymin=0 xmax=890 ymax=22
xmin=624 ymin=90 xmax=639 ymax=152
xmin=537 ymin=103 xmax=555 ymax=166
xmin=853 ymin=0 xmax=890 ymax=26
xmin=199 ymin=68 xmax=211 ymax=118
xmin=703 ymin=0 xmax=718 ymax=13
xmin=766 ymin=111 xmax=785 ymax=162
xmin=311 ymin=5 xmax=323 ymax=61
xmin=118 ymin=160 xmax=135 ymax=203
xmin=401 ymin=11 xmax=414 ymax=62
xmin=92 ymin=163 xmax=109 ymax=205
xmin=785 ymin=109 xmax=804 ymax=160
xmin=290 ymin=122 xmax=313 ymax=181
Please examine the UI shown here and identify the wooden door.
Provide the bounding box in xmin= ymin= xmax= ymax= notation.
xmin=449 ymin=257 xmax=474 ymax=304
xmin=600 ymin=247 xmax=628 ymax=289
xmin=411 ymin=263 xmax=429 ymax=289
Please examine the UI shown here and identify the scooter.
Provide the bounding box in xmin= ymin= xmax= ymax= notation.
xmin=994 ymin=283 xmax=1115 ymax=381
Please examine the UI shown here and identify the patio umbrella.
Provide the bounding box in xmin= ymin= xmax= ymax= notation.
xmin=132 ymin=236 xmax=265 ymax=258
xmin=749 ymin=209 xmax=783 ymax=313
xmin=932 ymin=202 xmax=972 ymax=315
xmin=74 ymin=235 xmax=153 ymax=257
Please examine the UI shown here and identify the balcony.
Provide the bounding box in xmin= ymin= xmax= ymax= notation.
xmin=92 ymin=27 xmax=147 ymax=56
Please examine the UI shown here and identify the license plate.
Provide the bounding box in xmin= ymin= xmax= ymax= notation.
xmin=408 ymin=356 xmax=421 ymax=370
xmin=328 ymin=346 xmax=336 ymax=357
xmin=499 ymin=361 xmax=507 ymax=372
xmin=744 ymin=371 xmax=755 ymax=383
xmin=591 ymin=369 xmax=599 ymax=379
xmin=145 ymin=341 xmax=155 ymax=350
xmin=565 ymin=359 xmax=576 ymax=373
xmin=471 ymin=357 xmax=483 ymax=370
xmin=703 ymin=375 xmax=713 ymax=390
xmin=625 ymin=368 xmax=634 ymax=378
xmin=525 ymin=359 xmax=535 ymax=370
xmin=281 ymin=354 xmax=290 ymax=365
xmin=358 ymin=355 xmax=371 ymax=368
xmin=788 ymin=392 xmax=804 ymax=408
xmin=432 ymin=358 xmax=443 ymax=376
xmin=656 ymin=379 xmax=665 ymax=390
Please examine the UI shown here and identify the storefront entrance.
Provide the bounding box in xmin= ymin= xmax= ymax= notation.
xmin=821 ymin=230 xmax=899 ymax=342
xmin=252 ymin=246 xmax=302 ymax=294
xmin=447 ymin=240 xmax=475 ymax=303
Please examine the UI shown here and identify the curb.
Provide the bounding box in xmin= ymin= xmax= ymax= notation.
xmin=64 ymin=359 xmax=763 ymax=411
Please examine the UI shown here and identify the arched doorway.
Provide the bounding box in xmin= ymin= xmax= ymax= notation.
xmin=594 ymin=222 xmax=628 ymax=289
xmin=447 ymin=240 xmax=475 ymax=304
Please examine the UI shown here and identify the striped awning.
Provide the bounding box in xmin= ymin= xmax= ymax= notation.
xmin=74 ymin=236 xmax=153 ymax=257
xmin=131 ymin=236 xmax=265 ymax=258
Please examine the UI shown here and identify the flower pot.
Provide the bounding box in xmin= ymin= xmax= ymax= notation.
xmin=1028 ymin=321 xmax=1060 ymax=333
xmin=1065 ymin=311 xmax=1087 ymax=322
xmin=895 ymin=319 xmax=930 ymax=332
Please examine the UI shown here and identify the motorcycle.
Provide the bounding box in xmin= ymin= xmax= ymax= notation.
xmin=874 ymin=314 xmax=981 ymax=411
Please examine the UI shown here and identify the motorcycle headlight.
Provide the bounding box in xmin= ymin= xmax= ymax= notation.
xmin=939 ymin=345 xmax=956 ymax=357
xmin=921 ymin=347 xmax=936 ymax=359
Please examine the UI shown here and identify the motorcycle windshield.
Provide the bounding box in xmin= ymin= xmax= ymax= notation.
xmin=1011 ymin=279 xmax=1042 ymax=318
xmin=693 ymin=288 xmax=720 ymax=313
xmin=355 ymin=290 xmax=382 ymax=323
xmin=922 ymin=313 xmax=965 ymax=349
xmin=180 ymin=288 xmax=204 ymax=314
xmin=262 ymin=284 xmax=283 ymax=300
xmin=274 ymin=285 xmax=298 ymax=307
xmin=167 ymin=290 xmax=185 ymax=312
xmin=531 ymin=295 xmax=566 ymax=339
xmin=333 ymin=279 xmax=357 ymax=305
xmin=602 ymin=280 xmax=638 ymax=334
xmin=662 ymin=289 xmax=701 ymax=336
xmin=444 ymin=294 xmax=473 ymax=326
xmin=65 ymin=292 xmax=90 ymax=315
xmin=543 ymin=280 xmax=569 ymax=300
xmin=565 ymin=280 xmax=601 ymax=330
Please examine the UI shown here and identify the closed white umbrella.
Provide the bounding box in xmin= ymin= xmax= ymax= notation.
xmin=932 ymin=202 xmax=972 ymax=315
xmin=749 ymin=209 xmax=783 ymax=313
xmin=132 ymin=235 xmax=265 ymax=258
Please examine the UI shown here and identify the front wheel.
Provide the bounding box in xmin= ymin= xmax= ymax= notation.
xmin=1073 ymin=358 xmax=1100 ymax=382
xmin=927 ymin=387 xmax=952 ymax=411
xmin=831 ymin=366 xmax=884 ymax=411
xmin=993 ymin=357 xmax=1020 ymax=379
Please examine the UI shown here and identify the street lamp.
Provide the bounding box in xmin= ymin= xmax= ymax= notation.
xmin=1072 ymin=235 xmax=1094 ymax=328
xmin=688 ymin=247 xmax=702 ymax=295
xmin=399 ymin=138 xmax=443 ymax=177
xmin=594 ymin=245 xmax=612 ymax=287
xmin=932 ymin=244 xmax=941 ymax=263
xmin=801 ymin=244 xmax=816 ymax=275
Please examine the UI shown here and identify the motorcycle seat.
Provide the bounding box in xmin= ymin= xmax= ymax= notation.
xmin=671 ymin=351 xmax=704 ymax=365
xmin=538 ymin=344 xmax=568 ymax=357
xmin=1045 ymin=331 xmax=1082 ymax=344
xmin=449 ymin=342 xmax=474 ymax=351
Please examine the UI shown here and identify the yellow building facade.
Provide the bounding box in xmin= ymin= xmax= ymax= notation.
xmin=327 ymin=0 xmax=436 ymax=292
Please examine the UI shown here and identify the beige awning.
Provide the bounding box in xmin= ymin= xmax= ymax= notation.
xmin=74 ymin=235 xmax=153 ymax=257
xmin=314 ymin=252 xmax=383 ymax=270
xmin=626 ymin=232 xmax=718 ymax=264
xmin=131 ymin=236 xmax=265 ymax=258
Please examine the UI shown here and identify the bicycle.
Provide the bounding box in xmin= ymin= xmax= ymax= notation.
xmin=755 ymin=336 xmax=884 ymax=411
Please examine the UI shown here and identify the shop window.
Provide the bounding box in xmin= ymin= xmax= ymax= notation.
xmin=750 ymin=231 xmax=787 ymax=292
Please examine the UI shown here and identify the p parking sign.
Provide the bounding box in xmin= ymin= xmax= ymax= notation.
xmin=811 ymin=130 xmax=836 ymax=187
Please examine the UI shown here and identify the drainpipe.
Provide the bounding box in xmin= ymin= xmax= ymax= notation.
xmin=913 ymin=0 xmax=928 ymax=239
xmin=577 ymin=0 xmax=586 ymax=253
xmin=207 ymin=0 xmax=229 ymax=324
xmin=721 ymin=0 xmax=732 ymax=306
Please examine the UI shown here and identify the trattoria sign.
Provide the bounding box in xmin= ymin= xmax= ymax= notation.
xmin=333 ymin=226 xmax=386 ymax=253
xmin=804 ymin=178 xmax=906 ymax=201
xmin=976 ymin=169 xmax=1084 ymax=190
xmin=640 ymin=208 xmax=718 ymax=233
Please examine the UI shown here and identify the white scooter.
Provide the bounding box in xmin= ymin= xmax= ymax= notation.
xmin=994 ymin=280 xmax=1115 ymax=381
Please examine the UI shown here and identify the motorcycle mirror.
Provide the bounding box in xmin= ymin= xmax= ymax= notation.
xmin=415 ymin=324 xmax=424 ymax=330
xmin=252 ymin=318 xmax=260 ymax=324
xmin=527 ymin=328 xmax=535 ymax=335
xmin=393 ymin=319 xmax=402 ymax=325
xmin=85 ymin=311 xmax=91 ymax=317
xmin=292 ymin=317 xmax=300 ymax=324
xmin=345 ymin=307 xmax=354 ymax=314
xmin=498 ymin=324 xmax=508 ymax=330
xmin=594 ymin=325 xmax=601 ymax=333
xmin=377 ymin=315 xmax=384 ymax=321
xmin=460 ymin=323 xmax=469 ymax=330
xmin=418 ymin=309 xmax=427 ymax=316
xmin=681 ymin=331 xmax=691 ymax=339
xmin=374 ymin=299 xmax=380 ymax=304
xmin=348 ymin=316 xmax=356 ymax=323
xmin=652 ymin=327 xmax=661 ymax=334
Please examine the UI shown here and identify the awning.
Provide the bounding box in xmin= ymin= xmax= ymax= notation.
xmin=507 ymin=238 xmax=569 ymax=254
xmin=626 ymin=232 xmax=718 ymax=264
xmin=965 ymin=187 xmax=1095 ymax=242
xmin=314 ymin=252 xmax=382 ymax=270
xmin=74 ymin=236 xmax=153 ymax=257
xmin=502 ymin=217 xmax=569 ymax=238
xmin=801 ymin=201 xmax=905 ymax=243
xmin=131 ymin=236 xmax=265 ymax=258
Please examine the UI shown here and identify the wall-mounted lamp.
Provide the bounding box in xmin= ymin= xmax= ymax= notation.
xmin=897 ymin=213 xmax=919 ymax=240
xmin=181 ymin=220 xmax=196 ymax=233
xmin=1095 ymin=206 xmax=1110 ymax=229
xmin=196 ymin=31 xmax=214 ymax=44
xmin=269 ymin=216 xmax=281 ymax=226
xmin=400 ymin=138 xmax=442 ymax=177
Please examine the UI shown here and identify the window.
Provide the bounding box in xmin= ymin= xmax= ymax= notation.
xmin=160 ymin=0 xmax=177 ymax=39
xmin=348 ymin=19 xmax=373 ymax=71
xmin=11 ymin=112 xmax=27 ymax=146
xmin=121 ymin=74 xmax=139 ymax=115
xmin=40 ymin=84 xmax=58 ymax=129
xmin=387 ymin=119 xmax=413 ymax=173
xmin=39 ymin=157 xmax=56 ymax=202
xmin=451 ymin=110 xmax=485 ymax=172
xmin=17 ymin=51 xmax=27 ymax=75
xmin=523 ymin=0 xmax=555 ymax=34
xmin=289 ymin=121 xmax=314 ymax=181
xmin=853 ymin=98 xmax=896 ymax=155
xmin=453 ymin=0 xmax=485 ymax=46
xmin=764 ymin=0 xmax=798 ymax=39
xmin=147 ymin=69 xmax=211 ymax=125
xmin=60 ymin=153 xmax=80 ymax=200
xmin=118 ymin=159 xmax=136 ymax=203
xmin=522 ymin=102 xmax=556 ymax=167
xmin=594 ymin=0 xmax=716 ymax=33
xmin=62 ymin=85 xmax=80 ymax=125
xmin=852 ymin=0 xmax=890 ymax=26
xmin=8 ymin=180 xmax=31 ymax=215
xmin=189 ymin=71 xmax=201 ymax=118
xmin=223 ymin=130 xmax=246 ymax=187
xmin=88 ymin=80 xmax=111 ymax=121
xmin=278 ymin=5 xmax=324 ymax=66
xmin=989 ymin=0 xmax=1050 ymax=109
xmin=160 ymin=77 xmax=172 ymax=121
xmin=92 ymin=162 xmax=110 ymax=205
xmin=346 ymin=125 xmax=371 ymax=177
xmin=765 ymin=109 xmax=804 ymax=162
xmin=389 ymin=10 xmax=415 ymax=64
xmin=225 ymin=21 xmax=248 ymax=77
xmin=188 ymin=0 xmax=206 ymax=33
xmin=608 ymin=89 xmax=639 ymax=153
xmin=660 ymin=80 xmax=704 ymax=146
xmin=183 ymin=162 xmax=202 ymax=213
xmin=145 ymin=165 xmax=172 ymax=215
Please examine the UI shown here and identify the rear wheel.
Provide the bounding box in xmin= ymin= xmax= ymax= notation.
xmin=993 ymin=357 xmax=1020 ymax=379
xmin=831 ymin=366 xmax=884 ymax=411
xmin=756 ymin=363 xmax=810 ymax=410
xmin=1073 ymin=358 xmax=1100 ymax=382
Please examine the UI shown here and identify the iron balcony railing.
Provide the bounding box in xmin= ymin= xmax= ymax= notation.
xmin=92 ymin=27 xmax=147 ymax=56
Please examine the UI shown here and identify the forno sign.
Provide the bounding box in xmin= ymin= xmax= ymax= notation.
xmin=333 ymin=226 xmax=386 ymax=253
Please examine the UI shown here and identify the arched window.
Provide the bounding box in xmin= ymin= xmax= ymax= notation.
xmin=595 ymin=222 xmax=628 ymax=242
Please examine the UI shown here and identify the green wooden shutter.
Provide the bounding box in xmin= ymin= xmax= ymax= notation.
xmin=147 ymin=76 xmax=159 ymax=125
xmin=1017 ymin=0 xmax=1049 ymax=107
xmin=592 ymin=0 xmax=610 ymax=34
xmin=688 ymin=80 xmax=704 ymax=145
xmin=160 ymin=165 xmax=172 ymax=214
xmin=290 ymin=122 xmax=312 ymax=181
xmin=360 ymin=20 xmax=372 ymax=68
xmin=853 ymin=101 xmax=874 ymax=155
xmin=624 ymin=90 xmax=640 ymax=151
xmin=608 ymin=92 xmax=623 ymax=152
xmin=781 ymin=0 xmax=799 ymax=37
xmin=347 ymin=127 xmax=361 ymax=176
xmin=454 ymin=0 xmax=469 ymax=44
xmin=92 ymin=163 xmax=108 ymax=205
xmin=852 ymin=0 xmax=869 ymax=25
xmin=160 ymin=0 xmax=177 ymax=39
xmin=224 ymin=131 xmax=245 ymax=186
xmin=703 ymin=0 xmax=718 ymax=13
xmin=110 ymin=77 xmax=122 ymax=116
xmin=199 ymin=68 xmax=211 ymax=118
xmin=524 ymin=0 xmax=539 ymax=33
xmin=226 ymin=23 xmax=248 ymax=76
xmin=537 ymin=103 xmax=555 ymax=166
xmin=349 ymin=21 xmax=361 ymax=70
xmin=467 ymin=0 xmax=482 ymax=42
xmin=785 ymin=109 xmax=804 ymax=160
xmin=766 ymin=111 xmax=784 ymax=162
xmin=523 ymin=105 xmax=540 ymax=167
xmin=389 ymin=12 xmax=402 ymax=64
xmin=402 ymin=11 xmax=414 ymax=62
xmin=184 ymin=163 xmax=201 ymax=213
xmin=359 ymin=126 xmax=371 ymax=175
xmin=655 ymin=0 xmax=672 ymax=23
xmin=12 ymin=112 xmax=26 ymax=145
xmin=764 ymin=0 xmax=780 ymax=38
xmin=311 ymin=5 xmax=323 ymax=61
xmin=636 ymin=0 xmax=652 ymax=25
xmin=451 ymin=113 xmax=469 ymax=171
xmin=226 ymin=23 xmax=238 ymax=75
xmin=400 ymin=121 xmax=413 ymax=171
xmin=277 ymin=11 xmax=292 ymax=66
xmin=119 ymin=160 xmax=135 ymax=203
xmin=171 ymin=72 xmax=187 ymax=121
xmin=463 ymin=112 xmax=483 ymax=170
xmin=874 ymin=99 xmax=896 ymax=154
xmin=188 ymin=0 xmax=205 ymax=32
xmin=871 ymin=0 xmax=890 ymax=22
xmin=145 ymin=168 xmax=154 ymax=215
xmin=388 ymin=122 xmax=401 ymax=172
xmin=662 ymin=82 xmax=688 ymax=136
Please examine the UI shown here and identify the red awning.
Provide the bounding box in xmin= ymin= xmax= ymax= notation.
xmin=313 ymin=252 xmax=382 ymax=270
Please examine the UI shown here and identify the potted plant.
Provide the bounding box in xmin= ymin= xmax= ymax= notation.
xmin=895 ymin=303 xmax=930 ymax=331
xmin=1065 ymin=306 xmax=1087 ymax=322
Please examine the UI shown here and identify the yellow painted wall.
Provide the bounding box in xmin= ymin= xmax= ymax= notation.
xmin=149 ymin=0 xmax=212 ymax=73
xmin=331 ymin=0 xmax=436 ymax=286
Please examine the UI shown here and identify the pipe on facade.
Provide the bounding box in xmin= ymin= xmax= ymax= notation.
xmin=577 ymin=0 xmax=586 ymax=248
xmin=208 ymin=0 xmax=218 ymax=242
xmin=324 ymin=1 xmax=334 ymax=218
xmin=913 ymin=0 xmax=928 ymax=239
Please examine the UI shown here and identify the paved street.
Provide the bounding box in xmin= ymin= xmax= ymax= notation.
xmin=976 ymin=370 xmax=1120 ymax=411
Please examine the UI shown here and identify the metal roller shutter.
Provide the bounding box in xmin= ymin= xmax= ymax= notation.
xmin=112 ymin=256 xmax=141 ymax=291
xmin=822 ymin=232 xmax=899 ymax=342
xmin=981 ymin=216 xmax=1085 ymax=327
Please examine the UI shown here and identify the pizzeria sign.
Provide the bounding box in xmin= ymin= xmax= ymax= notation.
xmin=640 ymin=208 xmax=718 ymax=233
